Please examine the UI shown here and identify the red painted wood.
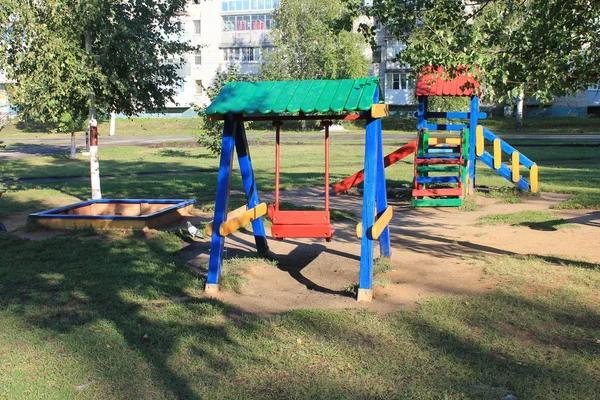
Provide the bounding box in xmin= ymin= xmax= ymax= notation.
xmin=274 ymin=122 xmax=281 ymax=211
xmin=415 ymin=158 xmax=462 ymax=165
xmin=332 ymin=140 xmax=417 ymax=194
xmin=271 ymin=224 xmax=334 ymax=239
xmin=268 ymin=208 xmax=330 ymax=225
xmin=324 ymin=122 xmax=330 ymax=212
xmin=416 ymin=66 xmax=480 ymax=97
xmin=412 ymin=188 xmax=463 ymax=197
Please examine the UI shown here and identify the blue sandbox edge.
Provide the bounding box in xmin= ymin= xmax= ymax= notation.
xmin=29 ymin=199 xmax=197 ymax=221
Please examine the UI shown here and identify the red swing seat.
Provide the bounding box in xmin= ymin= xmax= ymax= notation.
xmin=269 ymin=121 xmax=334 ymax=241
xmin=268 ymin=207 xmax=334 ymax=239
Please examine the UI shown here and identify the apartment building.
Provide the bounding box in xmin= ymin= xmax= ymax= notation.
xmin=170 ymin=0 xmax=278 ymax=112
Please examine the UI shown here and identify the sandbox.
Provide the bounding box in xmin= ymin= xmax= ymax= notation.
xmin=29 ymin=199 xmax=196 ymax=229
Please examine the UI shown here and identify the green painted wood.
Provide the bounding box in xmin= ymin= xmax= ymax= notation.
xmin=344 ymin=78 xmax=368 ymax=111
xmin=271 ymin=81 xmax=301 ymax=114
xmin=329 ymin=79 xmax=357 ymax=112
xmin=286 ymin=80 xmax=315 ymax=113
xmin=205 ymin=82 xmax=237 ymax=115
xmin=230 ymin=83 xmax=262 ymax=114
xmin=358 ymin=79 xmax=379 ymax=110
xmin=257 ymin=81 xmax=289 ymax=114
xmin=300 ymin=80 xmax=328 ymax=113
xmin=412 ymin=198 xmax=463 ymax=207
xmin=206 ymin=78 xmax=382 ymax=116
xmin=416 ymin=165 xmax=460 ymax=173
xmin=314 ymin=80 xmax=342 ymax=112
xmin=243 ymin=81 xmax=275 ymax=114
xmin=216 ymin=82 xmax=254 ymax=114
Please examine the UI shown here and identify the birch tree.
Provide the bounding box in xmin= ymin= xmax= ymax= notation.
xmin=0 ymin=0 xmax=195 ymax=197
xmin=260 ymin=0 xmax=370 ymax=81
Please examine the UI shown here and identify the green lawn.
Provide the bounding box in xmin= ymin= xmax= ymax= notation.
xmin=2 ymin=136 xmax=599 ymax=214
xmin=1 ymin=117 xmax=204 ymax=138
xmin=1 ymin=121 xmax=599 ymax=398
xmin=0 ymin=232 xmax=598 ymax=399
xmin=2 ymin=115 xmax=600 ymax=139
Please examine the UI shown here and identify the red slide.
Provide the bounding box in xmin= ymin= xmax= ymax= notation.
xmin=332 ymin=140 xmax=417 ymax=194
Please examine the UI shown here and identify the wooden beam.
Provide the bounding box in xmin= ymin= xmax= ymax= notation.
xmin=371 ymin=104 xmax=389 ymax=118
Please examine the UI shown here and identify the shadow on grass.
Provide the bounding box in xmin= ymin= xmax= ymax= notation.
xmin=0 ymin=231 xmax=599 ymax=398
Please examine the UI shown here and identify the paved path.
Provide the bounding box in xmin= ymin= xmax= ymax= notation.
xmin=1 ymin=133 xmax=600 ymax=160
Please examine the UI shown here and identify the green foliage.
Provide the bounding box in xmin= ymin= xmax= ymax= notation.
xmin=259 ymin=0 xmax=370 ymax=81
xmin=360 ymin=0 xmax=600 ymax=105
xmin=195 ymin=64 xmax=254 ymax=155
xmin=0 ymin=0 xmax=196 ymax=131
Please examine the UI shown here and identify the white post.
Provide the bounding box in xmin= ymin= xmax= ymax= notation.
xmin=109 ymin=112 xmax=116 ymax=136
xmin=515 ymin=86 xmax=524 ymax=131
xmin=89 ymin=118 xmax=102 ymax=200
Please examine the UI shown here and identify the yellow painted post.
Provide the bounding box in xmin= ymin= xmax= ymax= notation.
xmin=371 ymin=207 xmax=393 ymax=240
xmin=371 ymin=103 xmax=389 ymax=118
xmin=205 ymin=204 xmax=249 ymax=237
xmin=493 ymin=138 xmax=501 ymax=169
xmin=476 ymin=125 xmax=484 ymax=157
xmin=205 ymin=222 xmax=214 ymax=236
xmin=355 ymin=207 xmax=393 ymax=240
xmin=218 ymin=203 xmax=268 ymax=236
xmin=511 ymin=152 xmax=520 ymax=183
xmin=530 ymin=164 xmax=539 ymax=193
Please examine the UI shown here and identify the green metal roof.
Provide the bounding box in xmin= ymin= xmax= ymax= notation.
xmin=205 ymin=78 xmax=381 ymax=116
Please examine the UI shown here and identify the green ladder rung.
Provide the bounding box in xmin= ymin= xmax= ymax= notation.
xmin=412 ymin=198 xmax=463 ymax=207
xmin=416 ymin=165 xmax=460 ymax=173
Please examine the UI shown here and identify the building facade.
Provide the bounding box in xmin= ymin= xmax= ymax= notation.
xmin=168 ymin=0 xmax=278 ymax=112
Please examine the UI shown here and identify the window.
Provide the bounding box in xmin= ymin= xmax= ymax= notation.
xmin=195 ymin=80 xmax=203 ymax=95
xmin=222 ymin=14 xmax=272 ymax=31
xmin=223 ymin=47 xmax=263 ymax=62
xmin=194 ymin=51 xmax=202 ymax=66
xmin=386 ymin=40 xmax=405 ymax=62
xmin=386 ymin=72 xmax=415 ymax=90
xmin=193 ymin=20 xmax=201 ymax=35
xmin=222 ymin=0 xmax=277 ymax=11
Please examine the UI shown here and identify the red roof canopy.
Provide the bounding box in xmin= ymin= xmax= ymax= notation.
xmin=415 ymin=66 xmax=480 ymax=97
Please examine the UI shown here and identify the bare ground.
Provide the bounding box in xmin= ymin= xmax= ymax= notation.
xmin=5 ymin=189 xmax=599 ymax=315
xmin=180 ymin=189 xmax=600 ymax=315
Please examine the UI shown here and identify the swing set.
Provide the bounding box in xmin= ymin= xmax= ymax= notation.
xmin=204 ymin=78 xmax=391 ymax=301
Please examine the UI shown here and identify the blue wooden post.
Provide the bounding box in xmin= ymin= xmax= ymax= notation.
xmin=468 ymin=95 xmax=479 ymax=192
xmin=358 ymin=116 xmax=378 ymax=302
xmin=234 ymin=121 xmax=269 ymax=257
xmin=206 ymin=114 xmax=236 ymax=293
xmin=417 ymin=96 xmax=428 ymax=130
xmin=373 ymin=98 xmax=391 ymax=257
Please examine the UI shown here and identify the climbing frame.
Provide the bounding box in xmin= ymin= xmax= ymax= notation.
xmin=204 ymin=78 xmax=392 ymax=301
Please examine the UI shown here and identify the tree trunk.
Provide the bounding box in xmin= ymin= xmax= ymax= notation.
xmin=89 ymin=122 xmax=102 ymax=200
xmin=69 ymin=131 xmax=77 ymax=159
xmin=109 ymin=112 xmax=116 ymax=136
xmin=515 ymin=86 xmax=524 ymax=131
xmin=85 ymin=31 xmax=102 ymax=199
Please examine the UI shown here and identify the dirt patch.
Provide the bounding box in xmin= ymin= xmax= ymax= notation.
xmin=6 ymin=190 xmax=598 ymax=315
xmin=180 ymin=190 xmax=599 ymax=316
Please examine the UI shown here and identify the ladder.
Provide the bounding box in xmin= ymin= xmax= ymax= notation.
xmin=411 ymin=128 xmax=468 ymax=207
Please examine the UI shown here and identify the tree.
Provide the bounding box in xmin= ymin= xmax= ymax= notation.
xmin=196 ymin=63 xmax=254 ymax=155
xmin=359 ymin=0 xmax=600 ymax=129
xmin=0 ymin=0 xmax=195 ymax=197
xmin=259 ymin=0 xmax=370 ymax=81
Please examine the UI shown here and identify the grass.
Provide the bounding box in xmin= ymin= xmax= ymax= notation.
xmin=218 ymin=257 xmax=277 ymax=294
xmin=477 ymin=210 xmax=577 ymax=230
xmin=1 ymin=117 xmax=203 ymax=138
xmin=0 ymin=230 xmax=598 ymax=399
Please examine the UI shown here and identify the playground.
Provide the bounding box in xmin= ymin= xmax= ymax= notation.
xmin=180 ymin=187 xmax=598 ymax=315
xmin=0 ymin=75 xmax=599 ymax=398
